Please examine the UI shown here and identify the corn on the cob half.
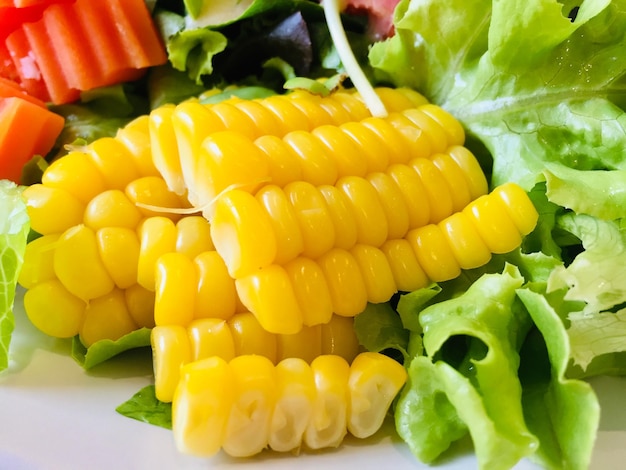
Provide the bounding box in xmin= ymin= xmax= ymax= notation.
xmin=172 ymin=352 xmax=407 ymax=457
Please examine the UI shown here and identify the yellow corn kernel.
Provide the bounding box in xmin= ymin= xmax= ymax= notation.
xmin=256 ymin=185 xmax=304 ymax=265
xmin=210 ymin=100 xmax=262 ymax=139
xmin=328 ymin=92 xmax=371 ymax=121
xmin=317 ymin=95 xmax=355 ymax=126
xmin=317 ymin=185 xmax=358 ymax=250
xmin=125 ymin=176 xmax=187 ymax=221
xmin=22 ymin=185 xmax=84 ymax=235
xmin=79 ymin=288 xmax=138 ymax=347
xmin=317 ymin=248 xmax=368 ymax=317
xmin=311 ymin=125 xmax=368 ymax=178
xmin=115 ymin=115 xmax=160 ymax=177
xmin=366 ymin=171 xmax=410 ymax=240
xmin=386 ymin=163 xmax=431 ymax=229
xmin=96 ymin=227 xmax=140 ymax=290
xmin=350 ymin=244 xmax=397 ymax=304
xmin=150 ymin=105 xmax=185 ymax=196
xmin=401 ymin=107 xmax=449 ymax=154
xmin=262 ymin=95 xmax=316 ymax=132
xmin=439 ymin=212 xmax=492 ymax=270
xmin=152 ymin=325 xmax=192 ymax=403
xmin=18 ymin=233 xmax=59 ymax=289
xmin=283 ymin=130 xmax=339 ymax=186
xmin=336 ymin=176 xmax=388 ymax=247
xmin=194 ymin=131 xmax=270 ymax=215
xmin=446 ymin=145 xmax=489 ymax=200
xmin=210 ymin=189 xmax=277 ymax=279
xmin=83 ymin=189 xmax=143 ymax=230
xmin=41 ymin=151 xmax=106 ymax=203
xmin=407 ymin=224 xmax=461 ymax=282
xmin=125 ymin=283 xmax=155 ymax=329
xmin=254 ymin=134 xmax=303 ymax=187
xmin=228 ymin=312 xmax=278 ymax=363
xmin=361 ymin=116 xmax=413 ymax=165
xmin=171 ymin=101 xmax=227 ymax=207
xmin=380 ymin=238 xmax=430 ymax=292
xmin=339 ymin=120 xmax=389 ymax=173
xmin=154 ymin=252 xmax=197 ymax=326
xmin=304 ymin=355 xmax=350 ymax=450
xmin=86 ymin=137 xmax=140 ymax=190
xmin=188 ymin=318 xmax=236 ymax=362
xmin=175 ymin=216 xmax=214 ymax=258
xmin=492 ymin=182 xmax=539 ymax=235
xmin=231 ymin=98 xmax=283 ymax=136
xmin=373 ymin=86 xmax=428 ymax=112
xmin=268 ymin=357 xmax=315 ymax=453
xmin=277 ymin=324 xmax=323 ymax=363
xmin=430 ymin=153 xmax=472 ymax=213
xmin=172 ymin=356 xmax=234 ymax=456
xmin=53 ymin=224 xmax=114 ymax=301
xmin=321 ymin=315 xmax=360 ymax=362
xmin=418 ymin=103 xmax=465 ymax=147
xmin=285 ymin=181 xmax=336 ymax=259
xmin=347 ymin=352 xmax=407 ymax=439
xmin=23 ymin=279 xmax=85 ymax=338
xmin=463 ymin=193 xmax=523 ymax=254
xmin=410 ymin=158 xmax=454 ymax=224
xmin=137 ymin=217 xmax=177 ymax=290
xmin=283 ymin=256 xmax=334 ymax=327
xmin=384 ymin=112 xmax=432 ymax=161
xmin=222 ymin=355 xmax=277 ymax=457
xmin=193 ymin=251 xmax=237 ymax=321
xmin=235 ymin=265 xmax=303 ymax=335
xmin=286 ymin=92 xmax=335 ymax=129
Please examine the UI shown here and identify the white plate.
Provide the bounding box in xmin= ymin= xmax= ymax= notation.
xmin=0 ymin=291 xmax=624 ymax=470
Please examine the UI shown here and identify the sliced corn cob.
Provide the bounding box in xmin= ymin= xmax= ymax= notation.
xmin=172 ymin=352 xmax=407 ymax=457
xmin=18 ymin=130 xmax=195 ymax=346
xmin=151 ymin=313 xmax=360 ymax=403
xmin=231 ymin=182 xmax=537 ymax=333
xmin=150 ymin=86 xmax=429 ymax=204
xmin=210 ymin=142 xmax=487 ymax=281
xmin=187 ymin=103 xmax=467 ymax=219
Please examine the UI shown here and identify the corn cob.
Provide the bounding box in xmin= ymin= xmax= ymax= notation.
xmin=150 ymin=86 xmax=429 ymax=206
xmin=18 ymin=125 xmax=192 ymax=346
xmin=229 ymin=182 xmax=536 ymax=334
xmin=172 ymin=352 xmax=407 ymax=457
xmin=151 ymin=313 xmax=360 ymax=403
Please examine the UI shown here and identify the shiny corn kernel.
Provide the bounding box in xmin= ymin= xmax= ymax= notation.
xmin=96 ymin=227 xmax=140 ymax=289
xmin=410 ymin=158 xmax=454 ymax=224
xmin=22 ymin=184 xmax=85 ymax=235
xmin=137 ymin=217 xmax=177 ymax=290
xmin=283 ymin=130 xmax=339 ymax=186
xmin=54 ymin=224 xmax=114 ymax=301
xmin=380 ymin=238 xmax=430 ymax=292
xmin=350 ymin=244 xmax=397 ymax=304
xmin=321 ymin=315 xmax=360 ymax=362
xmin=193 ymin=251 xmax=237 ymax=321
xmin=125 ymin=283 xmax=155 ymax=329
xmin=439 ymin=212 xmax=492 ymax=270
xmin=339 ymin=120 xmax=389 ymax=173
xmin=317 ymin=248 xmax=368 ymax=318
xmin=152 ymin=325 xmax=192 ymax=403
xmin=492 ymin=182 xmax=539 ymax=235
xmin=79 ymin=287 xmax=138 ymax=347
xmin=277 ymin=324 xmax=322 ymax=363
xmin=317 ymin=185 xmax=358 ymax=250
xmin=446 ymin=145 xmax=489 ymax=200
xmin=254 ymin=134 xmax=303 ymax=187
xmin=83 ymin=189 xmax=143 ymax=230
xmin=41 ymin=151 xmax=106 ymax=203
xmin=87 ymin=137 xmax=141 ymax=190
xmin=311 ymin=124 xmax=368 ymax=178
xmin=18 ymin=234 xmax=59 ymax=289
xmin=23 ymin=279 xmax=85 ymax=338
xmin=188 ymin=318 xmax=236 ymax=362
xmin=386 ymin=163 xmax=430 ymax=229
xmin=366 ymin=171 xmax=410 ymax=240
xmin=228 ymin=312 xmax=278 ymax=363
xmin=175 ymin=216 xmax=214 ymax=258
xmin=407 ymin=224 xmax=461 ymax=282
xmin=154 ymin=252 xmax=197 ymax=326
xmin=125 ymin=176 xmax=187 ymax=221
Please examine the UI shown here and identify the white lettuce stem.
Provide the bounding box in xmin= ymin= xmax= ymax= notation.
xmin=322 ymin=0 xmax=388 ymax=117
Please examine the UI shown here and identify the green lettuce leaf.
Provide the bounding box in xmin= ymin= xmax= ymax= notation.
xmin=116 ymin=385 xmax=172 ymax=429
xmin=370 ymin=0 xmax=626 ymax=189
xmin=353 ymin=302 xmax=409 ymax=358
xmin=0 ymin=181 xmax=30 ymax=371
xmin=71 ymin=328 xmax=152 ymax=370
xmin=395 ymin=266 xmax=538 ymax=469
xmin=544 ymin=163 xmax=626 ymax=220
xmin=516 ymin=288 xmax=600 ymax=470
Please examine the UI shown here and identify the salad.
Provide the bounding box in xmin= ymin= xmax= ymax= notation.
xmin=2 ymin=0 xmax=626 ymax=469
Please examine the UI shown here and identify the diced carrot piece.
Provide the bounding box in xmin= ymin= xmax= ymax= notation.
xmin=0 ymin=76 xmax=45 ymax=106
xmin=0 ymin=96 xmax=64 ymax=183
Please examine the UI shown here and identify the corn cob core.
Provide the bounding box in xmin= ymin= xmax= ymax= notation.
xmin=172 ymin=351 xmax=407 ymax=457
